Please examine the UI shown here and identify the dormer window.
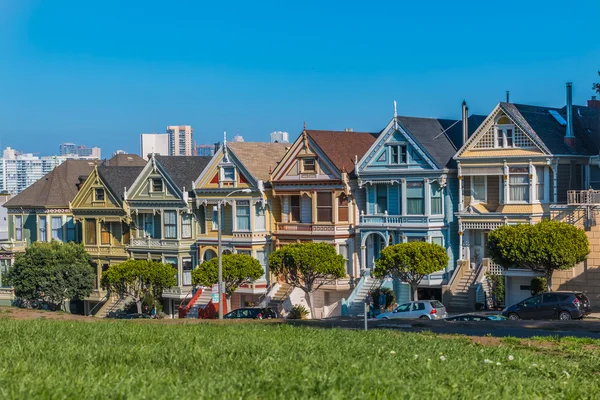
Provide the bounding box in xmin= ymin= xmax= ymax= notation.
xmin=302 ymin=158 xmax=316 ymax=173
xmin=95 ymin=188 xmax=105 ymax=201
xmin=152 ymin=179 xmax=163 ymax=192
xmin=390 ymin=145 xmax=407 ymax=164
xmin=222 ymin=167 xmax=235 ymax=181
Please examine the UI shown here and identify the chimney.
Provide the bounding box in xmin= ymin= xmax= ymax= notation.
xmin=462 ymin=100 xmax=469 ymax=145
xmin=564 ymin=82 xmax=575 ymax=148
xmin=588 ymin=95 xmax=600 ymax=110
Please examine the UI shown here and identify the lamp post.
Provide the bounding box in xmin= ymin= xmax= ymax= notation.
xmin=217 ymin=188 xmax=252 ymax=319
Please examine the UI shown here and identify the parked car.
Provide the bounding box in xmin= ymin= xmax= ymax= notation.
xmin=502 ymin=291 xmax=591 ymax=320
xmin=376 ymin=300 xmax=447 ymax=320
xmin=223 ymin=308 xmax=278 ymax=320
xmin=445 ymin=314 xmax=507 ymax=321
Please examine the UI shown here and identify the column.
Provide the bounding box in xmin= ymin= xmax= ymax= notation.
xmin=401 ymin=179 xmax=407 ymax=216
xmin=424 ymin=178 xmax=430 ymax=216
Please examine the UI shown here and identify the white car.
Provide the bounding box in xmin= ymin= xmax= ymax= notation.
xmin=376 ymin=300 xmax=448 ymax=320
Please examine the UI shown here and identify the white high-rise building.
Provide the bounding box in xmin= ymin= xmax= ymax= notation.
xmin=140 ymin=133 xmax=169 ymax=158
xmin=0 ymin=148 xmax=67 ymax=195
xmin=270 ymin=131 xmax=289 ymax=143
xmin=167 ymin=125 xmax=193 ymax=156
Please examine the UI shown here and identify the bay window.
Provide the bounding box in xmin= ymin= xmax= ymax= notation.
xmin=509 ymin=167 xmax=529 ymax=202
xmin=406 ymin=182 xmax=424 ymax=215
xmin=316 ymin=192 xmax=332 ymax=222
xmin=236 ymin=201 xmax=250 ymax=231
xmin=164 ymin=211 xmax=177 ymax=239
xmin=430 ymin=183 xmax=443 ymax=214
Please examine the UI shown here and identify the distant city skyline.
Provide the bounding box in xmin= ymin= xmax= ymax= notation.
xmin=0 ymin=1 xmax=599 ymax=156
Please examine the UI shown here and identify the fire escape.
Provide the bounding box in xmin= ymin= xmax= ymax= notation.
xmin=567 ymin=189 xmax=600 ymax=229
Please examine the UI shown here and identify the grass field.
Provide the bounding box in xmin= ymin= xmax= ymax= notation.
xmin=0 ymin=318 xmax=599 ymax=399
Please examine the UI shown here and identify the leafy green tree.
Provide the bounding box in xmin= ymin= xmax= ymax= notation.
xmin=4 ymin=241 xmax=95 ymax=311
xmin=269 ymin=242 xmax=346 ymax=318
xmin=191 ymin=253 xmax=264 ymax=301
xmin=101 ymin=259 xmax=177 ymax=314
xmin=373 ymin=242 xmax=448 ymax=301
xmin=593 ymin=71 xmax=600 ymax=95
xmin=487 ymin=220 xmax=589 ymax=292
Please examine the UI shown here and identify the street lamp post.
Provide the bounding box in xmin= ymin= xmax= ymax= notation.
xmin=217 ymin=188 xmax=252 ymax=319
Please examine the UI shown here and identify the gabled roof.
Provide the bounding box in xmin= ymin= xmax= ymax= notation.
xmin=4 ymin=160 xmax=96 ymax=208
xmin=98 ymin=166 xmax=145 ymax=202
xmin=306 ymin=130 xmax=378 ymax=175
xmin=396 ymin=116 xmax=461 ymax=168
xmin=505 ymin=103 xmax=598 ymax=155
xmin=227 ymin=142 xmax=290 ymax=182
xmin=155 ymin=156 xmax=212 ymax=191
xmin=102 ymin=153 xmax=146 ymax=167
xmin=443 ymin=114 xmax=486 ymax=149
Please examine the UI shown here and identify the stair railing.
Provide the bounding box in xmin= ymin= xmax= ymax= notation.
xmin=341 ymin=273 xmax=367 ymax=316
xmin=179 ymin=287 xmax=204 ymax=319
xmin=87 ymin=293 xmax=109 ymax=316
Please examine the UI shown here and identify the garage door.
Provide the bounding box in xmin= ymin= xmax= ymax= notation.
xmin=506 ymin=276 xmax=534 ymax=307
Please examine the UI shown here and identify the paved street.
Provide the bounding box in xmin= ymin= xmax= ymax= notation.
xmin=290 ymin=316 xmax=600 ymax=339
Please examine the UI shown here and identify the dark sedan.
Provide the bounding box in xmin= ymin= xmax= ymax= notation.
xmin=223 ymin=308 xmax=278 ymax=319
xmin=502 ymin=291 xmax=591 ymax=320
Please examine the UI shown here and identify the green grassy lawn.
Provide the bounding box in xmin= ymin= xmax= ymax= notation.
xmin=0 ymin=319 xmax=599 ymax=399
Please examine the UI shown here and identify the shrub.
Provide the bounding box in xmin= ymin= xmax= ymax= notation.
xmin=486 ymin=274 xmax=505 ymax=307
xmin=369 ymin=287 xmax=395 ymax=310
xmin=287 ymin=305 xmax=309 ymax=320
xmin=530 ymin=277 xmax=547 ymax=296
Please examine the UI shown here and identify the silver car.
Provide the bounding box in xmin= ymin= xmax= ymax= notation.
xmin=376 ymin=300 xmax=447 ymax=320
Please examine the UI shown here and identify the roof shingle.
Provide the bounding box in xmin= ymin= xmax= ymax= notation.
xmin=306 ymin=130 xmax=378 ymax=175
xmin=155 ymin=156 xmax=212 ymax=191
xmin=4 ymin=160 xmax=96 ymax=208
xmin=227 ymin=142 xmax=290 ymax=182
xmin=98 ymin=166 xmax=145 ymax=202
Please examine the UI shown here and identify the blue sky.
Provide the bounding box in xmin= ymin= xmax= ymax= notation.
xmin=1 ymin=0 xmax=599 ymax=157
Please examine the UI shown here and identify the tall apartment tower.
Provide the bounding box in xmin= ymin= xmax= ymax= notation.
xmin=140 ymin=133 xmax=169 ymax=158
xmin=167 ymin=125 xmax=193 ymax=156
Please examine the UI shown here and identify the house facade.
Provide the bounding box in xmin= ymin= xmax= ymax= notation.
xmin=194 ymin=141 xmax=289 ymax=309
xmin=454 ymin=85 xmax=598 ymax=306
xmin=270 ymin=127 xmax=377 ymax=317
xmin=126 ymin=155 xmax=212 ymax=315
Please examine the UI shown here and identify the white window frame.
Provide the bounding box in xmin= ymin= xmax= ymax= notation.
xmin=39 ymin=216 xmax=47 ymax=242
xmin=301 ymin=158 xmax=317 ymax=173
xmin=211 ymin=206 xmax=219 ymax=231
xmin=495 ymin=125 xmax=514 ymax=148
xmin=254 ymin=203 xmax=266 ymax=231
xmin=15 ymin=215 xmax=23 ymax=241
xmin=163 ymin=210 xmax=177 ymax=239
xmin=235 ymin=201 xmax=251 ymax=231
xmin=181 ymin=213 xmax=192 ymax=239
xmin=51 ymin=216 xmax=63 ymax=241
xmin=535 ymin=166 xmax=548 ymax=203
xmin=508 ymin=167 xmax=530 ymax=204
xmin=430 ymin=182 xmax=444 ymax=215
xmin=470 ymin=176 xmax=487 ymax=203
xmin=221 ymin=167 xmax=235 ymax=182
xmin=389 ymin=145 xmax=408 ymax=165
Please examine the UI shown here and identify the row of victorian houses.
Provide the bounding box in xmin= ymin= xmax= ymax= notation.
xmin=1 ymin=84 xmax=600 ymax=317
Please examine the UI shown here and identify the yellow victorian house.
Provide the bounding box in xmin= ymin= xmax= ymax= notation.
xmin=194 ymin=139 xmax=289 ymax=309
xmin=70 ymin=155 xmax=146 ymax=314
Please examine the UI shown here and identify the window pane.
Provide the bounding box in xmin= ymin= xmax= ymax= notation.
xmin=290 ymin=196 xmax=300 ymax=222
xmin=338 ymin=195 xmax=349 ymax=222
xmin=316 ymin=192 xmax=332 ymax=222
xmin=51 ymin=217 xmax=63 ymax=241
xmin=236 ymin=204 xmax=250 ymax=231
xmin=39 ymin=217 xmax=47 ymax=241
xmin=223 ymin=167 xmax=234 ymax=181
xmin=471 ymin=176 xmax=486 ymax=202
xmin=101 ymin=223 xmax=111 ymax=245
xmin=431 ymin=183 xmax=443 ymax=214
xmin=86 ymin=219 xmax=96 ymax=244
xmin=164 ymin=211 xmax=177 ymax=239
xmin=376 ymin=186 xmax=387 ymax=214
xmin=66 ymin=217 xmax=75 ymax=242
xmin=152 ymin=179 xmax=163 ymax=192
xmin=391 ymin=146 xmax=398 ymax=164
xmin=536 ymin=166 xmax=545 ymax=201
xmin=407 ymin=182 xmax=424 ymax=214
xmin=432 ymin=237 xmax=443 ymax=246
xmin=182 ymin=213 xmax=192 ymax=238
xmin=144 ymin=214 xmax=154 ymax=237
xmin=15 ymin=216 xmax=23 ymax=241
xmin=509 ymin=174 xmax=529 ymax=202
xmin=303 ymin=158 xmax=316 ymax=172
xmin=255 ymin=204 xmax=266 ymax=230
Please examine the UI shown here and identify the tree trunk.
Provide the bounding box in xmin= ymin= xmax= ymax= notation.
xmin=411 ymin=283 xmax=419 ymax=301
xmin=306 ymin=291 xmax=316 ymax=319
xmin=136 ymin=300 xmax=142 ymax=314
xmin=546 ymin=270 xmax=553 ymax=292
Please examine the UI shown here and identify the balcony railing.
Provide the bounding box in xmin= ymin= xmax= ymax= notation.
xmin=568 ymin=189 xmax=600 ymax=206
xmin=129 ymin=238 xmax=181 ymax=249
xmin=359 ymin=214 xmax=443 ymax=226
xmin=83 ymin=245 xmax=127 ymax=256
xmin=276 ymin=223 xmax=350 ymax=234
